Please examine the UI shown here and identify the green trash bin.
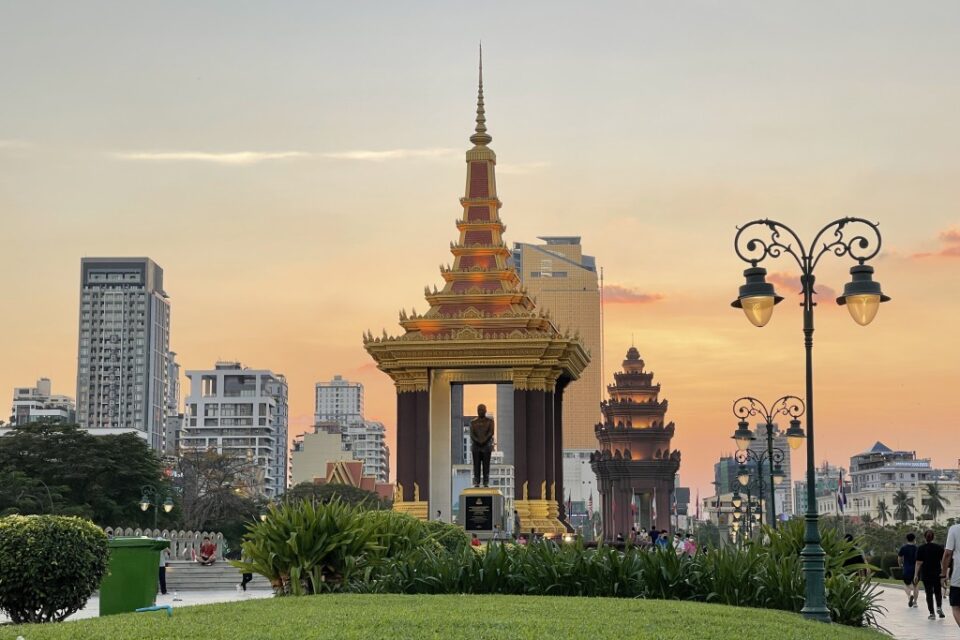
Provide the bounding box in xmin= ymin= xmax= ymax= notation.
xmin=99 ymin=537 xmax=170 ymax=616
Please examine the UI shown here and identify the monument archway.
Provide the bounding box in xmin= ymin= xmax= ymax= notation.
xmin=363 ymin=61 xmax=588 ymax=536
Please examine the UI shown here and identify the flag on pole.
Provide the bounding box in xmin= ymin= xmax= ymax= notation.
xmin=836 ymin=469 xmax=847 ymax=514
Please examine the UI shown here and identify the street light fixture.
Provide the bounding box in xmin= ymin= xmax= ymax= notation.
xmin=140 ymin=485 xmax=174 ymax=529
xmin=733 ymin=217 xmax=888 ymax=623
xmin=730 ymin=395 xmax=804 ymax=529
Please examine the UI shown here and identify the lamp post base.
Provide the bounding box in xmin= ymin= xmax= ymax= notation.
xmin=800 ymin=514 xmax=831 ymax=623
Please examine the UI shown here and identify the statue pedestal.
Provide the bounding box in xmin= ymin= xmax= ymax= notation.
xmin=459 ymin=487 xmax=504 ymax=540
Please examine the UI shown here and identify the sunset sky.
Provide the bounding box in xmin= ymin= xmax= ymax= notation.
xmin=1 ymin=2 xmax=958 ymax=503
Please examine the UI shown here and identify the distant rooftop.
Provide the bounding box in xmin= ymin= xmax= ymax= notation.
xmin=537 ymin=236 xmax=581 ymax=245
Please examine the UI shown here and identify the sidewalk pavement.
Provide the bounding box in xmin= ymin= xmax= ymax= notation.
xmin=0 ymin=588 xmax=273 ymax=624
xmin=877 ymin=586 xmax=958 ymax=640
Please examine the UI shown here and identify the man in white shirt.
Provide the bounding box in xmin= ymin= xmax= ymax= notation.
xmin=941 ymin=523 xmax=960 ymax=628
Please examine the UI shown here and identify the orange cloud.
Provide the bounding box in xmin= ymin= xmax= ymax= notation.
xmin=603 ymin=285 xmax=664 ymax=305
xmin=765 ymin=272 xmax=838 ymax=304
xmin=912 ymin=227 xmax=960 ymax=259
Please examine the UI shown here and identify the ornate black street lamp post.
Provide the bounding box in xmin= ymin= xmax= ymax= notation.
xmin=731 ymin=395 xmax=805 ymax=528
xmin=732 ymin=218 xmax=889 ymax=622
xmin=139 ymin=484 xmax=174 ymax=529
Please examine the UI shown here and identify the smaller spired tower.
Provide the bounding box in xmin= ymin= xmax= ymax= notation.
xmin=590 ymin=347 xmax=680 ymax=540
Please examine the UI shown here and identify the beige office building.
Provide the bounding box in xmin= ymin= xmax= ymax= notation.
xmin=507 ymin=237 xmax=601 ymax=518
xmin=290 ymin=423 xmax=354 ymax=486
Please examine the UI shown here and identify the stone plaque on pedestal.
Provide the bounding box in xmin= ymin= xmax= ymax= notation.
xmin=459 ymin=487 xmax=504 ymax=540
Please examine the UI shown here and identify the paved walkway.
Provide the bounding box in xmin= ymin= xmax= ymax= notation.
xmin=0 ymin=588 xmax=273 ymax=624
xmin=877 ymin=586 xmax=959 ymax=639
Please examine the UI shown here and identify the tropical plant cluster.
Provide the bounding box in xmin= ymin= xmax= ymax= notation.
xmin=236 ymin=500 xmax=881 ymax=628
xmin=0 ymin=515 xmax=109 ymax=623
xmin=232 ymin=499 xmax=468 ymax=595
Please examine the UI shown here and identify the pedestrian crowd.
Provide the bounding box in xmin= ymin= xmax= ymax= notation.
xmin=895 ymin=524 xmax=960 ymax=629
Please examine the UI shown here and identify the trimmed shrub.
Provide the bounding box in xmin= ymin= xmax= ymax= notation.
xmin=0 ymin=515 xmax=108 ymax=623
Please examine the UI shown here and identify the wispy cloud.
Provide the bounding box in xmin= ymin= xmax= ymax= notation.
xmin=765 ymin=272 xmax=838 ymax=304
xmin=320 ymin=148 xmax=457 ymax=161
xmin=603 ymin=285 xmax=664 ymax=305
xmin=112 ymin=147 xmax=460 ymax=165
xmin=112 ymin=150 xmax=309 ymax=165
xmin=913 ymin=227 xmax=960 ymax=259
xmin=497 ymin=161 xmax=550 ymax=175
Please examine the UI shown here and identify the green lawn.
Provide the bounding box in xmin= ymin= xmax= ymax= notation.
xmin=5 ymin=594 xmax=883 ymax=639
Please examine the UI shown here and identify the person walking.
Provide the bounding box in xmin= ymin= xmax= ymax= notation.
xmin=915 ymin=529 xmax=945 ymax=619
xmin=513 ymin=509 xmax=522 ymax=541
xmin=942 ymin=521 xmax=960 ymax=628
xmin=898 ymin=532 xmax=920 ymax=608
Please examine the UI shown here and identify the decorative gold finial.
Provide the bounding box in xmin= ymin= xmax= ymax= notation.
xmin=470 ymin=43 xmax=492 ymax=147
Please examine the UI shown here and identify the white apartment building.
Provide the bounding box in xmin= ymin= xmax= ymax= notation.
xmin=6 ymin=378 xmax=76 ymax=430
xmin=341 ymin=420 xmax=389 ymax=484
xmin=309 ymin=375 xmax=389 ymax=484
xmin=181 ymin=362 xmax=289 ymax=497
xmin=76 ymin=258 xmax=171 ymax=450
xmin=314 ymin=375 xmax=363 ymax=425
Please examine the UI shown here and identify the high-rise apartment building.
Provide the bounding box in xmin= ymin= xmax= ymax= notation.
xmin=76 ymin=258 xmax=171 ymax=450
xmin=314 ymin=375 xmax=363 ymax=425
xmin=6 ymin=378 xmax=76 ymax=430
xmin=162 ymin=352 xmax=182 ymax=456
xmin=509 ymin=237 xmax=601 ymax=509
xmin=181 ymin=362 xmax=289 ymax=497
xmin=310 ymin=375 xmax=389 ymax=484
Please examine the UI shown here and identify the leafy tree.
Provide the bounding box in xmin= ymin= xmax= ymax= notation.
xmin=283 ymin=481 xmax=390 ymax=510
xmin=0 ymin=422 xmax=171 ymax=527
xmin=176 ymin=449 xmax=265 ymax=549
xmin=875 ymin=500 xmax=890 ymax=526
xmin=892 ymin=490 xmax=914 ymax=524
xmin=923 ymin=483 xmax=950 ymax=523
xmin=0 ymin=471 xmax=68 ymax=516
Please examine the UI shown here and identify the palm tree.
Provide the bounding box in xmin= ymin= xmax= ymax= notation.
xmin=892 ymin=489 xmax=915 ymax=524
xmin=876 ymin=499 xmax=891 ymax=526
xmin=924 ymin=482 xmax=950 ymax=523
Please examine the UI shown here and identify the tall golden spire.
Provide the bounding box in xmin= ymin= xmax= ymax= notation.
xmin=470 ymin=43 xmax=492 ymax=147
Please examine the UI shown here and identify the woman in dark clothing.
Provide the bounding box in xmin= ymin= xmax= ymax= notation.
xmin=916 ymin=529 xmax=946 ymax=619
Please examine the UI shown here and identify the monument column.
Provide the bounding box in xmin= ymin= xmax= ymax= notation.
xmin=526 ymin=389 xmax=546 ymax=500
xmin=553 ymin=382 xmax=566 ymax=524
xmin=396 ymin=389 xmax=417 ymax=502
xmin=513 ymin=388 xmax=528 ymax=501
xmin=393 ymin=371 xmax=429 ymax=519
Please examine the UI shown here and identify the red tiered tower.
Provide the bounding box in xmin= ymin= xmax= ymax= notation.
xmin=400 ymin=54 xmax=553 ymax=339
xmin=591 ymin=347 xmax=681 ymax=539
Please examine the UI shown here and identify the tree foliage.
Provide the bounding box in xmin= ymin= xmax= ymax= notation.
xmin=875 ymin=500 xmax=890 ymax=526
xmin=0 ymin=423 xmax=171 ymax=527
xmin=283 ymin=481 xmax=391 ymax=510
xmin=892 ymin=490 xmax=914 ymax=524
xmin=923 ymin=483 xmax=950 ymax=523
xmin=175 ymin=448 xmax=266 ymax=550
